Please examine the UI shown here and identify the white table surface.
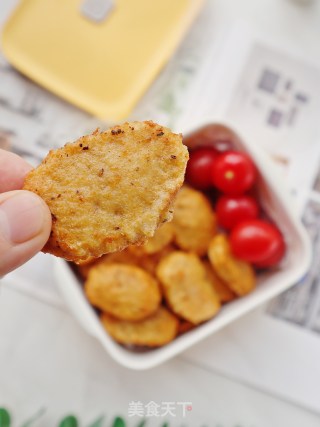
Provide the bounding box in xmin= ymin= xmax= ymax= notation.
xmin=1 ymin=0 xmax=320 ymax=426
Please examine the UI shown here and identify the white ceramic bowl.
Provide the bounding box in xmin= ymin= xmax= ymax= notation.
xmin=54 ymin=120 xmax=312 ymax=370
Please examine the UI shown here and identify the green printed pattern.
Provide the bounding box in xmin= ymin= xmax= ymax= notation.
xmin=0 ymin=407 xmax=250 ymax=427
xmin=0 ymin=409 xmax=168 ymax=427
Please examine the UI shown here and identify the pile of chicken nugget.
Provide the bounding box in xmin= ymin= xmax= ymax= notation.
xmin=78 ymin=185 xmax=256 ymax=349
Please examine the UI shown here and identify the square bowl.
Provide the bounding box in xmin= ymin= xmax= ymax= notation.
xmin=54 ymin=120 xmax=312 ymax=370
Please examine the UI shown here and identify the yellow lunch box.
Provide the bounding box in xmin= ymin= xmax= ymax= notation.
xmin=2 ymin=0 xmax=203 ymax=120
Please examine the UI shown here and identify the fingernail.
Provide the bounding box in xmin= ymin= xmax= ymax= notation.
xmin=0 ymin=192 xmax=46 ymax=244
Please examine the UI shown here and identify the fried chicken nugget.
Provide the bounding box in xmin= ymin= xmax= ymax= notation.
xmin=135 ymin=254 xmax=161 ymax=276
xmin=79 ymin=243 xmax=173 ymax=279
xmin=139 ymin=222 xmax=175 ymax=254
xmin=172 ymin=187 xmax=216 ymax=256
xmin=78 ymin=255 xmax=108 ymax=279
xmin=135 ymin=244 xmax=177 ymax=275
xmin=101 ymin=307 xmax=179 ymax=347
xmin=156 ymin=251 xmax=221 ymax=324
xmin=202 ymin=260 xmax=237 ymax=303
xmin=78 ymin=248 xmax=141 ymax=279
xmin=177 ymin=320 xmax=195 ymax=335
xmin=23 ymin=121 xmax=188 ymax=262
xmin=208 ymin=234 xmax=256 ymax=296
xmin=85 ymin=263 xmax=161 ymax=321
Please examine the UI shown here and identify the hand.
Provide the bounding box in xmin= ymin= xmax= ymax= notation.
xmin=0 ymin=149 xmax=52 ymax=276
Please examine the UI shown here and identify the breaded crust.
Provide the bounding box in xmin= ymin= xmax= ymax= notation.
xmin=23 ymin=121 xmax=188 ymax=262
xmin=172 ymin=186 xmax=216 ymax=256
xmin=177 ymin=320 xmax=195 ymax=335
xmin=203 ymin=260 xmax=236 ymax=303
xmin=78 ymin=248 xmax=142 ymax=279
xmin=139 ymin=222 xmax=174 ymax=255
xmin=156 ymin=251 xmax=221 ymax=324
xmin=78 ymin=245 xmax=169 ymax=279
xmin=85 ymin=263 xmax=161 ymax=321
xmin=101 ymin=307 xmax=179 ymax=347
xmin=208 ymin=234 xmax=256 ymax=296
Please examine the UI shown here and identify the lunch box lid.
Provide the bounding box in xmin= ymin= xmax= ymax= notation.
xmin=2 ymin=0 xmax=203 ymax=120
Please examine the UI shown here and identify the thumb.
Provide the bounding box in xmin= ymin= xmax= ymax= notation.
xmin=0 ymin=190 xmax=52 ymax=276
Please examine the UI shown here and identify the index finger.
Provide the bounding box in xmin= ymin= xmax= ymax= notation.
xmin=0 ymin=149 xmax=33 ymax=193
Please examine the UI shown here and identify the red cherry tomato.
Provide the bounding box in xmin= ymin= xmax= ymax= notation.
xmin=186 ymin=147 xmax=218 ymax=190
xmin=211 ymin=151 xmax=256 ymax=195
xmin=216 ymin=195 xmax=259 ymax=230
xmin=230 ymin=219 xmax=285 ymax=267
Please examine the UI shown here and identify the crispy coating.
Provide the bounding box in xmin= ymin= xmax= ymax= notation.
xmin=156 ymin=251 xmax=220 ymax=324
xmin=172 ymin=186 xmax=216 ymax=255
xmin=78 ymin=243 xmax=175 ymax=279
xmin=177 ymin=320 xmax=195 ymax=335
xmin=101 ymin=307 xmax=179 ymax=347
xmin=85 ymin=263 xmax=161 ymax=321
xmin=78 ymin=255 xmax=110 ymax=279
xmin=133 ymin=244 xmax=177 ymax=275
xmin=23 ymin=121 xmax=188 ymax=262
xmin=78 ymin=248 xmax=141 ymax=279
xmin=208 ymin=234 xmax=256 ymax=296
xmin=203 ymin=260 xmax=237 ymax=303
xmin=139 ymin=222 xmax=175 ymax=254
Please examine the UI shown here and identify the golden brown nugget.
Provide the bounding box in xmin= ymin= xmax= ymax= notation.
xmin=139 ymin=222 xmax=175 ymax=254
xmin=23 ymin=121 xmax=188 ymax=262
xmin=156 ymin=244 xmax=176 ymax=261
xmin=77 ymin=255 xmax=108 ymax=279
xmin=202 ymin=260 xmax=237 ymax=303
xmin=133 ymin=244 xmax=177 ymax=276
xmin=79 ymin=245 xmax=167 ymax=279
xmin=101 ymin=307 xmax=179 ymax=347
xmin=78 ymin=248 xmax=141 ymax=279
xmin=208 ymin=234 xmax=256 ymax=296
xmin=85 ymin=263 xmax=161 ymax=321
xmin=134 ymin=253 xmax=161 ymax=276
xmin=127 ymin=241 xmax=174 ymax=268
xmin=76 ymin=256 xmax=96 ymax=276
xmin=177 ymin=320 xmax=195 ymax=335
xmin=172 ymin=187 xmax=216 ymax=256
xmin=156 ymin=251 xmax=220 ymax=324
